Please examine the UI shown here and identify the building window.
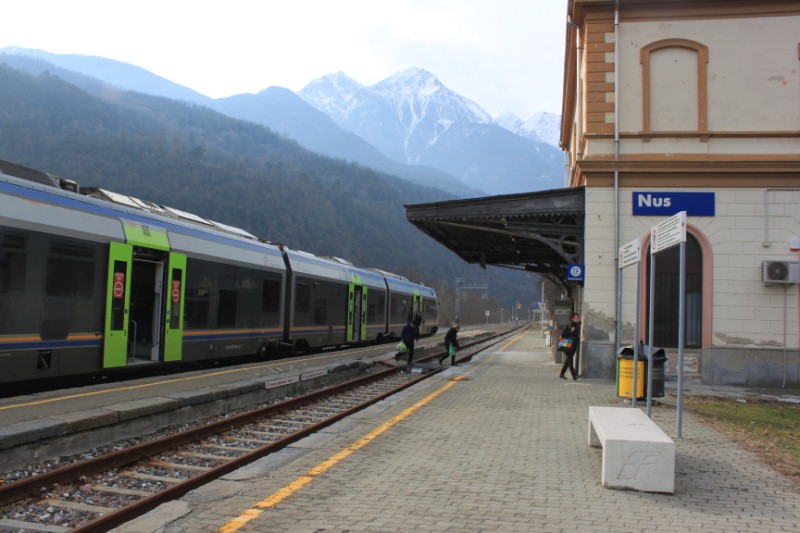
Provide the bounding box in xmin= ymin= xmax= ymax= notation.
xmin=641 ymin=39 xmax=708 ymax=135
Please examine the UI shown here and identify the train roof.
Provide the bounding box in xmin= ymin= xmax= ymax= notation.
xmin=0 ymin=159 xmax=436 ymax=295
xmin=0 ymin=161 xmax=285 ymax=269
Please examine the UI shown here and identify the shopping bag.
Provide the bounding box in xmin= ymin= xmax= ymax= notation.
xmin=397 ymin=341 xmax=408 ymax=354
xmin=557 ymin=337 xmax=573 ymax=352
xmin=448 ymin=344 xmax=456 ymax=357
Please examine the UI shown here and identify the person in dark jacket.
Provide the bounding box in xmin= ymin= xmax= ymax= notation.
xmin=400 ymin=314 xmax=421 ymax=366
xmin=558 ymin=312 xmax=581 ymax=380
xmin=439 ymin=324 xmax=460 ymax=365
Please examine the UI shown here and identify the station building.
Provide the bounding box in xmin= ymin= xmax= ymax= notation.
xmin=560 ymin=0 xmax=799 ymax=386
xmin=408 ymin=0 xmax=799 ymax=388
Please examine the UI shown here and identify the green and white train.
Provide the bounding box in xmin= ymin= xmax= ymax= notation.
xmin=0 ymin=160 xmax=437 ymax=388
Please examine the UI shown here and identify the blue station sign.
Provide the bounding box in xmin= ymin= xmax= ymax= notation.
xmin=632 ymin=191 xmax=715 ymax=217
xmin=567 ymin=264 xmax=585 ymax=282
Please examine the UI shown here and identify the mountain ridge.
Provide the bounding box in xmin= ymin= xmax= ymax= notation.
xmin=1 ymin=46 xmax=563 ymax=196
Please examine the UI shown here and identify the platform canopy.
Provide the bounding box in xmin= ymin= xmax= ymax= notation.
xmin=405 ymin=187 xmax=585 ymax=286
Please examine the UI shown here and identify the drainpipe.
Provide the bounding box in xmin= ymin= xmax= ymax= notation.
xmin=614 ymin=0 xmax=622 ymax=356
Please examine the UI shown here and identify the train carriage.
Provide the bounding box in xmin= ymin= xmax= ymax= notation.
xmin=281 ymin=250 xmax=352 ymax=353
xmin=0 ymin=161 xmax=288 ymax=385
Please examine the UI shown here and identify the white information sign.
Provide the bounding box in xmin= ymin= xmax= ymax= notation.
xmin=651 ymin=211 xmax=686 ymax=253
xmin=618 ymin=238 xmax=641 ymax=269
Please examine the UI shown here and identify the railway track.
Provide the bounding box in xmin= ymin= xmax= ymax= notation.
xmin=0 ymin=326 xmax=522 ymax=532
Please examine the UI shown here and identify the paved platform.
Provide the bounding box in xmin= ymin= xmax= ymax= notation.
xmin=114 ymin=330 xmax=800 ymax=533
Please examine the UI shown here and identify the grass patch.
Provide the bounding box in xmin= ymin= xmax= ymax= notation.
xmin=683 ymin=396 xmax=800 ymax=484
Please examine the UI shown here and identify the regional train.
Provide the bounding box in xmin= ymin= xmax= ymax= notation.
xmin=0 ymin=160 xmax=438 ymax=387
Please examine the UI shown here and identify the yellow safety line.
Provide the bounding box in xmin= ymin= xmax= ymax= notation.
xmin=219 ymin=375 xmax=466 ymax=533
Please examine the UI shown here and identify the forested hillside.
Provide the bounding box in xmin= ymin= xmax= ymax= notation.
xmin=0 ymin=64 xmax=540 ymax=323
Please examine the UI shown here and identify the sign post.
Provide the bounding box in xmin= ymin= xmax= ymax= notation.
xmin=649 ymin=211 xmax=687 ymax=436
xmin=618 ymin=238 xmax=642 ymax=407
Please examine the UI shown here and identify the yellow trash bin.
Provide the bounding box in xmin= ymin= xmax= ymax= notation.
xmin=617 ymin=348 xmax=645 ymax=399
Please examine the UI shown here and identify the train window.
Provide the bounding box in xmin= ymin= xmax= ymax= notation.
xmin=184 ymin=288 xmax=209 ymax=329
xmin=392 ymin=297 xmax=408 ymax=319
xmin=296 ymin=283 xmax=311 ymax=314
xmin=1 ymin=234 xmax=25 ymax=250
xmin=262 ymin=279 xmax=281 ymax=313
xmin=0 ymin=234 xmax=26 ymax=294
xmin=368 ymin=303 xmax=376 ymax=322
xmin=46 ymin=241 xmax=95 ymax=298
xmin=313 ymin=299 xmax=327 ymax=325
xmin=218 ymin=289 xmax=238 ymax=328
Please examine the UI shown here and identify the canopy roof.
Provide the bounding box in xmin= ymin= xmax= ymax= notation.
xmin=405 ymin=187 xmax=585 ymax=287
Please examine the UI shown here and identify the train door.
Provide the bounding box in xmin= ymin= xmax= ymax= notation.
xmin=347 ymin=277 xmax=367 ymax=342
xmin=129 ymin=247 xmax=167 ymax=361
xmin=163 ymin=252 xmax=185 ymax=362
xmin=127 ymin=249 xmax=185 ymax=362
xmin=361 ymin=288 xmax=368 ymax=340
xmin=413 ymin=290 xmax=422 ymax=322
xmin=105 ymin=223 xmax=181 ymax=365
xmin=347 ymin=283 xmax=360 ymax=342
xmin=103 ymin=242 xmax=132 ymax=368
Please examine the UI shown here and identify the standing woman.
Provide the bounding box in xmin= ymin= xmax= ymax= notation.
xmin=558 ymin=312 xmax=581 ymax=380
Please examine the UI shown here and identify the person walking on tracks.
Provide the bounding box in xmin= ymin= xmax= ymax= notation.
xmin=400 ymin=314 xmax=421 ymax=367
xmin=439 ymin=323 xmax=460 ymax=365
xmin=558 ymin=312 xmax=581 ymax=380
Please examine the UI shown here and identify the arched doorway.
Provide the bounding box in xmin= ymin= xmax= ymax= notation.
xmin=645 ymin=233 xmax=703 ymax=348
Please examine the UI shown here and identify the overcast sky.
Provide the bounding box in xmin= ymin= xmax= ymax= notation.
xmin=1 ymin=0 xmax=568 ymax=119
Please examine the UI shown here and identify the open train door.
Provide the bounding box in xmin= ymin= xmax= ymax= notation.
xmin=413 ymin=289 xmax=422 ymax=322
xmin=163 ymin=252 xmax=186 ymax=362
xmin=103 ymin=242 xmax=132 ymax=368
xmin=347 ymin=275 xmax=367 ymax=342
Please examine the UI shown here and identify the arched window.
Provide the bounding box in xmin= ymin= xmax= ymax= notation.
xmin=645 ymin=233 xmax=703 ymax=348
xmin=641 ymin=39 xmax=708 ymax=135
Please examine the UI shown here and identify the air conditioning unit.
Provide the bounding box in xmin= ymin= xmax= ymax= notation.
xmin=762 ymin=260 xmax=800 ymax=284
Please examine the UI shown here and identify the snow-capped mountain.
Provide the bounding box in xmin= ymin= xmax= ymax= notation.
xmin=300 ymin=68 xmax=492 ymax=164
xmin=300 ymin=68 xmax=564 ymax=194
xmin=298 ymin=71 xmax=365 ymax=120
xmin=497 ymin=111 xmax=562 ymax=149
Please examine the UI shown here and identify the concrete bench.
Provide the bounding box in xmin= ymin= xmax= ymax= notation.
xmin=588 ymin=406 xmax=675 ymax=493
